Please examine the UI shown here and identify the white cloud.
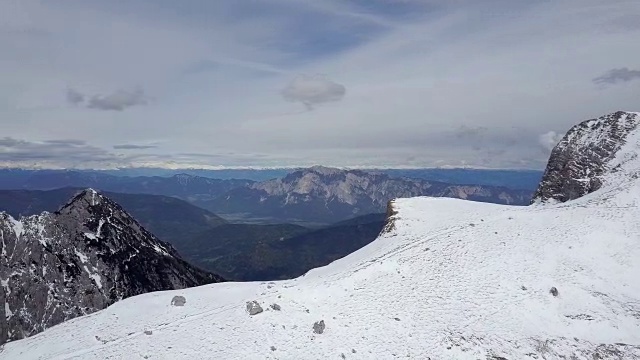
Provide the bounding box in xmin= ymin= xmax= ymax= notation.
xmin=281 ymin=75 xmax=346 ymax=110
xmin=538 ymin=131 xmax=563 ymax=151
xmin=87 ymin=88 xmax=148 ymax=111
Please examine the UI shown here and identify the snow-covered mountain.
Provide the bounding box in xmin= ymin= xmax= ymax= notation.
xmin=2 ymin=111 xmax=640 ymax=359
xmin=0 ymin=189 xmax=223 ymax=345
xmin=533 ymin=111 xmax=640 ymax=203
xmin=204 ymin=165 xmax=532 ymax=223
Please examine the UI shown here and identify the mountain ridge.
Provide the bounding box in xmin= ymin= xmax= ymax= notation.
xmin=0 ymin=189 xmax=223 ymax=344
xmin=204 ymin=166 xmax=533 ymax=223
xmin=533 ymin=111 xmax=640 ymax=203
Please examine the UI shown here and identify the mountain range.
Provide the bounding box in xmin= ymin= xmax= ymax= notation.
xmin=2 ymin=111 xmax=638 ymax=359
xmin=0 ymin=188 xmax=384 ymax=282
xmin=0 ymin=167 xmax=534 ymax=225
xmin=0 ymin=171 xmax=252 ymax=203
xmin=203 ymin=165 xmax=533 ymax=224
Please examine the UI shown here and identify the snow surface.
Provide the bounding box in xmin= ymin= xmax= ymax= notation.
xmin=2 ymin=173 xmax=640 ymax=359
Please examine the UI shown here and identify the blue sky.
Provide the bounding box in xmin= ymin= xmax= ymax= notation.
xmin=1 ymin=0 xmax=639 ymax=169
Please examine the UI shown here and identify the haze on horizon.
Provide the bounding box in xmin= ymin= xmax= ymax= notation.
xmin=1 ymin=0 xmax=639 ymax=170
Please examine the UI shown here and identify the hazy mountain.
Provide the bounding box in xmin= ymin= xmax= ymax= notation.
xmin=0 ymin=171 xmax=253 ymax=202
xmin=0 ymin=189 xmax=223 ymax=344
xmin=203 ymin=166 xmax=533 ymax=223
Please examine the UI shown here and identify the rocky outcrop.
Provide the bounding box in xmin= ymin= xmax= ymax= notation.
xmin=0 ymin=189 xmax=223 ymax=344
xmin=533 ymin=111 xmax=640 ymax=203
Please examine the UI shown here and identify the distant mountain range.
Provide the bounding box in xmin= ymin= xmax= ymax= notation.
xmin=0 ymin=167 xmax=534 ymax=224
xmin=0 ymin=188 xmax=384 ymax=282
xmin=0 ymin=189 xmax=223 ymax=344
xmin=202 ymin=166 xmax=533 ymax=223
xmin=0 ymin=170 xmax=252 ymax=202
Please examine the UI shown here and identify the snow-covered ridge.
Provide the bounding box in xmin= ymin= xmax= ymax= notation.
xmin=2 ymin=112 xmax=640 ymax=359
xmin=0 ymin=189 xmax=221 ymax=345
xmin=533 ymin=111 xmax=640 ymax=203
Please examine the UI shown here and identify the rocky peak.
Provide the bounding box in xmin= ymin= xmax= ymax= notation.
xmin=0 ymin=189 xmax=223 ymax=344
xmin=532 ymin=111 xmax=640 ymax=203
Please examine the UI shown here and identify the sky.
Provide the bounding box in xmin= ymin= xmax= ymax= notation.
xmin=1 ymin=0 xmax=639 ymax=170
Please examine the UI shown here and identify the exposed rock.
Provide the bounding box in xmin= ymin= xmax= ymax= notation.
xmin=550 ymin=287 xmax=559 ymax=297
xmin=0 ymin=189 xmax=223 ymax=344
xmin=144 ymin=330 xmax=153 ymax=335
xmin=246 ymin=301 xmax=263 ymax=315
xmin=313 ymin=320 xmax=325 ymax=334
xmin=533 ymin=111 xmax=640 ymax=203
xmin=171 ymin=296 xmax=186 ymax=307
xmin=270 ymin=303 xmax=281 ymax=311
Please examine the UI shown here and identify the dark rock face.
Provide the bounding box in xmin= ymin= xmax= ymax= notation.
xmin=533 ymin=111 xmax=640 ymax=203
xmin=0 ymin=189 xmax=223 ymax=344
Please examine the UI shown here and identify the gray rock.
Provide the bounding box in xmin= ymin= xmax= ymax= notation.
xmin=246 ymin=301 xmax=263 ymax=315
xmin=550 ymin=287 xmax=559 ymax=297
xmin=313 ymin=320 xmax=326 ymax=334
xmin=533 ymin=111 xmax=640 ymax=203
xmin=270 ymin=303 xmax=281 ymax=311
xmin=171 ymin=296 xmax=186 ymax=307
xmin=144 ymin=330 xmax=153 ymax=335
xmin=0 ymin=189 xmax=222 ymax=345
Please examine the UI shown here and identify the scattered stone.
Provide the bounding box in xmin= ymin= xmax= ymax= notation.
xmin=270 ymin=303 xmax=281 ymax=311
xmin=144 ymin=330 xmax=153 ymax=335
xmin=550 ymin=287 xmax=559 ymax=297
xmin=246 ymin=301 xmax=264 ymax=315
xmin=393 ymin=317 xmax=401 ymax=321
xmin=313 ymin=320 xmax=326 ymax=334
xmin=352 ymin=349 xmax=357 ymax=353
xmin=521 ymin=286 xmax=527 ymax=291
xmin=270 ymin=346 xmax=276 ymax=351
xmin=305 ymin=309 xmax=310 ymax=313
xmin=171 ymin=295 xmax=186 ymax=307
xmin=340 ymin=353 xmax=346 ymax=359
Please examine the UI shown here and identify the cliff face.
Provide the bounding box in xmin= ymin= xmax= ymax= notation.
xmin=0 ymin=189 xmax=223 ymax=344
xmin=532 ymin=111 xmax=640 ymax=203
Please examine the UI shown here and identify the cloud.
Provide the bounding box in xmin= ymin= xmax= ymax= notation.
xmin=66 ymin=89 xmax=85 ymax=105
xmin=65 ymin=87 xmax=149 ymax=111
xmin=538 ymin=131 xmax=563 ymax=151
xmin=593 ymin=67 xmax=640 ymax=85
xmin=0 ymin=137 xmax=120 ymax=167
xmin=281 ymin=74 xmax=346 ymax=110
xmin=87 ymin=88 xmax=148 ymax=111
xmin=113 ymin=144 xmax=158 ymax=150
xmin=1 ymin=0 xmax=639 ymax=170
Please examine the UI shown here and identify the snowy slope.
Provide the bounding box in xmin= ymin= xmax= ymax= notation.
xmin=1 ymin=178 xmax=639 ymax=359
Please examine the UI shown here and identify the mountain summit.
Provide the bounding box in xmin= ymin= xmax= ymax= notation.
xmin=533 ymin=111 xmax=640 ymax=203
xmin=0 ymin=189 xmax=223 ymax=344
